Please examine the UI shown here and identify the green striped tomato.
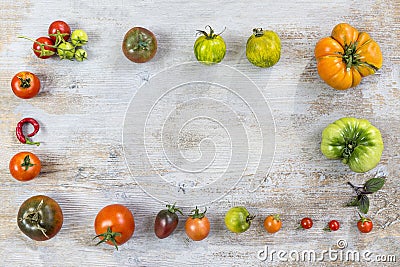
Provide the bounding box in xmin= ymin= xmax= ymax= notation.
xmin=194 ymin=26 xmax=226 ymax=65
xmin=246 ymin=28 xmax=281 ymax=68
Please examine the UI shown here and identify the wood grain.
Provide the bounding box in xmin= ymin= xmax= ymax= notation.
xmin=0 ymin=0 xmax=399 ymax=266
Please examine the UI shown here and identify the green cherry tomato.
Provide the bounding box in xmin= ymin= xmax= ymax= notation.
xmin=246 ymin=28 xmax=281 ymax=68
xmin=74 ymin=48 xmax=88 ymax=61
xmin=57 ymin=42 xmax=75 ymax=60
xmin=71 ymin=29 xmax=88 ymax=46
xmin=194 ymin=25 xmax=226 ymax=65
xmin=225 ymin=206 xmax=254 ymax=233
xmin=321 ymin=117 xmax=384 ymax=173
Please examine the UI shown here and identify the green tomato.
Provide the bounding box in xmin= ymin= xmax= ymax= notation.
xmin=57 ymin=42 xmax=75 ymax=60
xmin=74 ymin=48 xmax=87 ymax=61
xmin=246 ymin=28 xmax=281 ymax=68
xmin=321 ymin=117 xmax=384 ymax=173
xmin=71 ymin=29 xmax=88 ymax=46
xmin=194 ymin=26 xmax=226 ymax=65
xmin=225 ymin=206 xmax=254 ymax=233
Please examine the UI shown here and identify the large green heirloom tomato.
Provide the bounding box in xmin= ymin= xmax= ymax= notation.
xmin=321 ymin=117 xmax=384 ymax=173
xmin=194 ymin=25 xmax=226 ymax=65
xmin=246 ymin=28 xmax=281 ymax=68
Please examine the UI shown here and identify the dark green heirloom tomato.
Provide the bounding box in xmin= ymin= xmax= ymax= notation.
xmin=321 ymin=117 xmax=384 ymax=173
xmin=122 ymin=27 xmax=157 ymax=63
xmin=194 ymin=25 xmax=226 ymax=65
xmin=246 ymin=28 xmax=281 ymax=68
xmin=17 ymin=195 xmax=63 ymax=241
xmin=225 ymin=206 xmax=255 ymax=233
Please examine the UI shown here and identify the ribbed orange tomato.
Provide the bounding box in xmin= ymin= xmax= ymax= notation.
xmin=315 ymin=23 xmax=382 ymax=90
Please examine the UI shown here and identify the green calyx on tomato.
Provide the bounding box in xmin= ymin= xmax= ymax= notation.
xmin=122 ymin=27 xmax=157 ymax=63
xmin=167 ymin=203 xmax=183 ymax=215
xmin=225 ymin=206 xmax=255 ymax=233
xmin=19 ymin=199 xmax=49 ymax=238
xmin=93 ymin=227 xmax=122 ymax=250
xmin=246 ymin=28 xmax=281 ymax=68
xmin=21 ymin=155 xmax=35 ymax=171
xmin=358 ymin=213 xmax=371 ymax=225
xmin=321 ymin=117 xmax=383 ymax=173
xmin=17 ymin=76 xmax=32 ymax=88
xmin=189 ymin=206 xmax=207 ymax=219
xmin=194 ymin=25 xmax=226 ymax=65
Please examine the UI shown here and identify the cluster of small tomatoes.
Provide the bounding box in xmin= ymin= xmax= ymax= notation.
xmin=19 ymin=20 xmax=88 ymax=61
xmin=10 ymin=21 xmax=379 ymax=248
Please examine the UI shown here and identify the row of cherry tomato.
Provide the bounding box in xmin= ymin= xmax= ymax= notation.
xmin=15 ymin=191 xmax=374 ymax=250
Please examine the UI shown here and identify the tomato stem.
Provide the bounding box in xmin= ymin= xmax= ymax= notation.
xmin=342 ymin=42 xmax=361 ymax=71
xmin=253 ymin=28 xmax=264 ymax=37
xmin=196 ymin=25 xmax=225 ymax=39
xmin=17 ymin=76 xmax=31 ymax=88
xmin=189 ymin=206 xmax=207 ymax=219
xmin=132 ymin=32 xmax=152 ymax=51
xmin=21 ymin=155 xmax=35 ymax=170
xmin=93 ymin=227 xmax=122 ymax=250
xmin=323 ymin=225 xmax=332 ymax=232
xmin=49 ymin=30 xmax=70 ymax=46
xmin=246 ymin=214 xmax=256 ymax=223
xmin=272 ymin=214 xmax=281 ymax=221
xmin=19 ymin=199 xmax=49 ymax=238
xmin=167 ymin=203 xmax=183 ymax=215
xmin=18 ymin=35 xmax=78 ymax=56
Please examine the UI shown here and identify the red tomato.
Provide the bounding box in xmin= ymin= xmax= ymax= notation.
xmin=11 ymin=71 xmax=41 ymax=99
xmin=48 ymin=20 xmax=71 ymax=43
xmin=9 ymin=151 xmax=41 ymax=181
xmin=300 ymin=217 xmax=313 ymax=229
xmin=94 ymin=204 xmax=135 ymax=250
xmin=185 ymin=207 xmax=210 ymax=241
xmin=33 ymin=37 xmax=56 ymax=59
xmin=325 ymin=220 xmax=340 ymax=231
xmin=357 ymin=216 xmax=373 ymax=233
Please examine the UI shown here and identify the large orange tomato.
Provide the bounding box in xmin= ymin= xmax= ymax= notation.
xmin=315 ymin=23 xmax=382 ymax=90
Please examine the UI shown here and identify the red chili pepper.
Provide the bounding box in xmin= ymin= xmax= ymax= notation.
xmin=16 ymin=118 xmax=40 ymax=146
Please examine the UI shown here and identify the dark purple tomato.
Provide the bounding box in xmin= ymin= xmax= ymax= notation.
xmin=154 ymin=204 xmax=182 ymax=239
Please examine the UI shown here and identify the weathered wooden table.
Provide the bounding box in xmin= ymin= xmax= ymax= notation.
xmin=0 ymin=1 xmax=399 ymax=266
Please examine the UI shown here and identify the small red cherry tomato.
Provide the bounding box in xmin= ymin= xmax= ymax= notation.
xmin=48 ymin=20 xmax=71 ymax=43
xmin=357 ymin=215 xmax=373 ymax=233
xmin=324 ymin=220 xmax=340 ymax=231
xmin=33 ymin=37 xmax=56 ymax=59
xmin=300 ymin=217 xmax=313 ymax=229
